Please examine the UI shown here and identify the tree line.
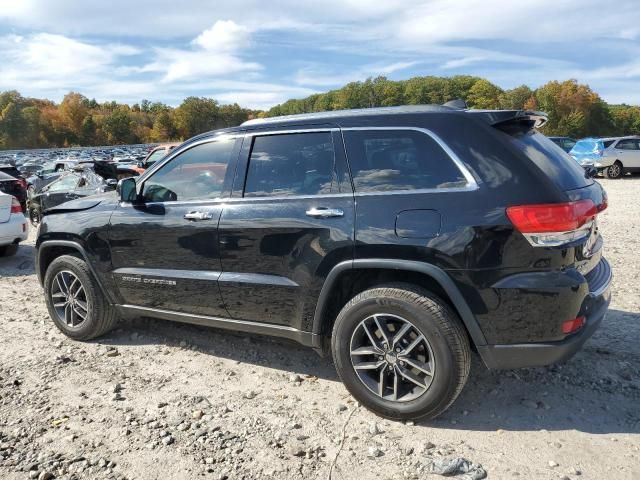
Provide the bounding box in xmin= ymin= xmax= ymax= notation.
xmin=266 ymin=76 xmax=640 ymax=139
xmin=0 ymin=91 xmax=254 ymax=149
xmin=1 ymin=76 xmax=639 ymax=149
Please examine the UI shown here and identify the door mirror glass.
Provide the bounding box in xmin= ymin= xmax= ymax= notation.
xmin=117 ymin=177 xmax=138 ymax=203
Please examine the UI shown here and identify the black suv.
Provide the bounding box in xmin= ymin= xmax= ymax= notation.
xmin=35 ymin=105 xmax=611 ymax=420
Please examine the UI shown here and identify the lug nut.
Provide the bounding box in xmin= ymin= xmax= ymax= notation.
xmin=395 ymin=348 xmax=401 ymax=353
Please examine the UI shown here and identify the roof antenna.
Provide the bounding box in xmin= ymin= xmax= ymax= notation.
xmin=443 ymin=99 xmax=468 ymax=110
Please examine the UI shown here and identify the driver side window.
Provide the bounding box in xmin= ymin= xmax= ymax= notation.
xmin=141 ymin=139 xmax=237 ymax=203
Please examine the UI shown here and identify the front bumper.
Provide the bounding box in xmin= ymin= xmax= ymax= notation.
xmin=478 ymin=258 xmax=612 ymax=369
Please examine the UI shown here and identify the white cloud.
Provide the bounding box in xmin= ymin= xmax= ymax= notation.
xmin=193 ymin=20 xmax=250 ymax=51
xmin=0 ymin=33 xmax=139 ymax=93
xmin=294 ymin=61 xmax=420 ymax=87
xmin=1 ymin=1 xmax=640 ymax=108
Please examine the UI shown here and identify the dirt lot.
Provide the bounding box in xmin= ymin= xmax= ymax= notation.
xmin=0 ymin=178 xmax=638 ymax=480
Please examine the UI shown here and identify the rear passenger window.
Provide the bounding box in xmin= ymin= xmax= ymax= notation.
xmin=616 ymin=139 xmax=639 ymax=150
xmin=342 ymin=130 xmax=467 ymax=192
xmin=244 ymin=132 xmax=334 ymax=197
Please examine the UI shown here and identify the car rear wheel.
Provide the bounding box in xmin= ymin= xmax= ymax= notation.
xmin=604 ymin=161 xmax=623 ymax=179
xmin=331 ymin=284 xmax=471 ymax=420
xmin=43 ymin=255 xmax=117 ymax=340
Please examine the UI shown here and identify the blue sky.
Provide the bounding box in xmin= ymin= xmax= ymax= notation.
xmin=0 ymin=0 xmax=638 ymax=110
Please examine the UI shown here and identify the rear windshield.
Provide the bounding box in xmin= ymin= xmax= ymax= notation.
xmin=507 ymin=131 xmax=592 ymax=190
xmin=571 ymin=139 xmax=603 ymax=154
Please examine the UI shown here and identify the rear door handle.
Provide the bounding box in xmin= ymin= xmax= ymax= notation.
xmin=184 ymin=211 xmax=214 ymax=221
xmin=306 ymin=207 xmax=344 ymax=218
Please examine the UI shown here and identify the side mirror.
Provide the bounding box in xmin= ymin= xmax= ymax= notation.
xmin=137 ymin=161 xmax=144 ymax=168
xmin=117 ymin=177 xmax=139 ymax=203
xmin=585 ymin=165 xmax=598 ymax=178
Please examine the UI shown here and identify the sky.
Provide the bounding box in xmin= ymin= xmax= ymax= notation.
xmin=0 ymin=0 xmax=639 ymax=110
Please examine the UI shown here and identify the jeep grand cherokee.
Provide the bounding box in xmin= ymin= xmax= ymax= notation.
xmin=35 ymin=105 xmax=611 ymax=420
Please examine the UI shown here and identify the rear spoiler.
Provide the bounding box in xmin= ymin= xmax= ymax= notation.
xmin=466 ymin=109 xmax=548 ymax=131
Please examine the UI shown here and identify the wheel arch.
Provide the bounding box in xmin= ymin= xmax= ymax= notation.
xmin=312 ymin=259 xmax=487 ymax=350
xmin=37 ymin=240 xmax=114 ymax=304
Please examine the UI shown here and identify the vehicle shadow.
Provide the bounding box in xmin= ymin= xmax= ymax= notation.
xmin=0 ymin=243 xmax=36 ymax=278
xmin=99 ymin=308 xmax=640 ymax=435
xmin=100 ymin=316 xmax=340 ymax=381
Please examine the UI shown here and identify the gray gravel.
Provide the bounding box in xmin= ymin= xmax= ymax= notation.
xmin=0 ymin=177 xmax=639 ymax=479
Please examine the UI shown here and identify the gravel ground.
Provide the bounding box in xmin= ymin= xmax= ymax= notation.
xmin=0 ymin=177 xmax=638 ymax=480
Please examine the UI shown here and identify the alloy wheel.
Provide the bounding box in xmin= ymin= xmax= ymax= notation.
xmin=50 ymin=270 xmax=89 ymax=328
xmin=349 ymin=314 xmax=435 ymax=402
xmin=609 ymin=163 xmax=621 ymax=177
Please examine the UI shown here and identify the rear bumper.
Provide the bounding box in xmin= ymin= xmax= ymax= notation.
xmin=0 ymin=213 xmax=28 ymax=246
xmin=478 ymin=258 xmax=612 ymax=369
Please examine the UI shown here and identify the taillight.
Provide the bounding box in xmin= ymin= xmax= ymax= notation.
xmin=562 ymin=316 xmax=585 ymax=334
xmin=507 ymin=199 xmax=598 ymax=247
xmin=10 ymin=197 xmax=22 ymax=214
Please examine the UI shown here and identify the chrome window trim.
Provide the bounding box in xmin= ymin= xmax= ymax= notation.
xmin=244 ymin=127 xmax=339 ymax=137
xmin=223 ymin=192 xmax=353 ymax=203
xmin=341 ymin=126 xmax=479 ymax=194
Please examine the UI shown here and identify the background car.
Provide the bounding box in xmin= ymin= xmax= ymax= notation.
xmin=570 ymin=136 xmax=640 ymax=178
xmin=136 ymin=143 xmax=179 ymax=172
xmin=28 ymin=171 xmax=117 ymax=226
xmin=549 ymin=136 xmax=577 ymax=152
xmin=0 ymin=191 xmax=28 ymax=257
xmin=0 ymin=169 xmax=28 ymax=212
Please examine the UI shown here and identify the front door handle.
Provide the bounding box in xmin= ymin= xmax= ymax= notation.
xmin=306 ymin=207 xmax=344 ymax=218
xmin=184 ymin=211 xmax=214 ymax=221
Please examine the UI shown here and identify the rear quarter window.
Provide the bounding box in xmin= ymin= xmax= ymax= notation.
xmin=507 ymin=131 xmax=591 ymax=191
xmin=342 ymin=129 xmax=468 ymax=192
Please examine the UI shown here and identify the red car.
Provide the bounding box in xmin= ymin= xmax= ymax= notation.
xmin=0 ymin=166 xmax=28 ymax=212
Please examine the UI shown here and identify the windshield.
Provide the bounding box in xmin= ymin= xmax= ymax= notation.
xmin=146 ymin=149 xmax=168 ymax=165
xmin=571 ymin=139 xmax=603 ymax=154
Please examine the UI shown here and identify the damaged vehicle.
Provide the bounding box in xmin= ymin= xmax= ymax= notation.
xmin=28 ymin=171 xmax=116 ymax=226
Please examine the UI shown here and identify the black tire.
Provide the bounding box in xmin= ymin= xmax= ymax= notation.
xmin=29 ymin=206 xmax=41 ymax=227
xmin=604 ymin=161 xmax=623 ymax=179
xmin=43 ymin=255 xmax=117 ymax=340
xmin=0 ymin=244 xmax=19 ymax=257
xmin=331 ymin=284 xmax=470 ymax=421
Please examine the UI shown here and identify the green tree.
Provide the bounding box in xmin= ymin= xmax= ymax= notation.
xmin=0 ymin=102 xmax=26 ymax=148
xmin=174 ymin=97 xmax=220 ymax=138
xmin=80 ymin=115 xmax=98 ymax=145
xmin=467 ymin=79 xmax=503 ymax=109
xmin=102 ymin=107 xmax=134 ymax=144
xmin=150 ymin=110 xmax=176 ymax=141
xmin=499 ymin=85 xmax=534 ymax=110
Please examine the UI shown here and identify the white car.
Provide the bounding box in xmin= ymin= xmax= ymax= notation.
xmin=570 ymin=136 xmax=640 ymax=179
xmin=0 ymin=192 xmax=28 ymax=256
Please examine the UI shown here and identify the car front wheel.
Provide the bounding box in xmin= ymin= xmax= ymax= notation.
xmin=604 ymin=161 xmax=623 ymax=179
xmin=43 ymin=255 xmax=117 ymax=340
xmin=331 ymin=284 xmax=471 ymax=421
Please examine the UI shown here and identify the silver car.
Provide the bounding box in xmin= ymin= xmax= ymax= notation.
xmin=570 ymin=136 xmax=640 ymax=179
